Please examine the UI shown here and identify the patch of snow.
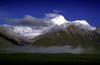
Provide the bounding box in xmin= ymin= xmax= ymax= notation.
xmin=71 ymin=20 xmax=96 ymax=30
xmin=0 ymin=15 xmax=96 ymax=39
xmin=51 ymin=15 xmax=69 ymax=25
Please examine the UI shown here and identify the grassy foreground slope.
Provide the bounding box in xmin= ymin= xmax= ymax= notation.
xmin=0 ymin=53 xmax=100 ymax=64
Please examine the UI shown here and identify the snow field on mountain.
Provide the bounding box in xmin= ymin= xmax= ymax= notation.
xmin=0 ymin=15 xmax=96 ymax=39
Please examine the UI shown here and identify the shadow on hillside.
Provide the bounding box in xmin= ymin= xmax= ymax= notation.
xmin=0 ymin=34 xmax=24 ymax=46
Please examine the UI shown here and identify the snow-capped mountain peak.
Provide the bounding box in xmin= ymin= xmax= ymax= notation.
xmin=71 ymin=20 xmax=96 ymax=30
xmin=51 ymin=15 xmax=69 ymax=25
xmin=72 ymin=20 xmax=90 ymax=25
xmin=0 ymin=15 xmax=96 ymax=39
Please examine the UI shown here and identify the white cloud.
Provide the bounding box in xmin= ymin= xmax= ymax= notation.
xmin=70 ymin=20 xmax=96 ymax=31
xmin=0 ymin=44 xmax=92 ymax=54
xmin=45 ymin=13 xmax=60 ymax=18
xmin=54 ymin=10 xmax=62 ymax=13
xmin=0 ymin=25 xmax=22 ymax=38
xmin=5 ymin=15 xmax=48 ymax=26
xmin=3 ymin=14 xmax=66 ymax=39
xmin=2 ymin=13 xmax=97 ymax=39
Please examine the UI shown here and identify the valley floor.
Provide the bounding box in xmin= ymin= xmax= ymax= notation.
xmin=0 ymin=53 xmax=100 ymax=64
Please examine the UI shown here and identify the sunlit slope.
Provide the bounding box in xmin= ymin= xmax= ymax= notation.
xmin=32 ymin=25 xmax=100 ymax=52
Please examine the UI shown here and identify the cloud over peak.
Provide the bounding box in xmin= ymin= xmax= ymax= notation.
xmin=5 ymin=15 xmax=48 ymax=26
xmin=45 ymin=13 xmax=60 ymax=18
xmin=54 ymin=10 xmax=62 ymax=13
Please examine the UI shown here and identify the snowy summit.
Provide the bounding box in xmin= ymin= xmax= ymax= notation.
xmin=71 ymin=20 xmax=96 ymax=30
xmin=0 ymin=15 xmax=96 ymax=39
xmin=51 ymin=15 xmax=69 ymax=25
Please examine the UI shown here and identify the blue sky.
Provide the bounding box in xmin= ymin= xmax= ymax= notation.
xmin=0 ymin=0 xmax=100 ymax=27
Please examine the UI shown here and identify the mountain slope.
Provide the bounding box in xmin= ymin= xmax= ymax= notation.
xmin=92 ymin=26 xmax=100 ymax=43
xmin=71 ymin=20 xmax=96 ymax=30
xmin=0 ymin=25 xmax=100 ymax=53
xmin=0 ymin=15 xmax=96 ymax=39
xmin=0 ymin=28 xmax=37 ymax=46
xmin=0 ymin=15 xmax=100 ymax=53
xmin=31 ymin=25 xmax=100 ymax=51
xmin=93 ymin=34 xmax=100 ymax=43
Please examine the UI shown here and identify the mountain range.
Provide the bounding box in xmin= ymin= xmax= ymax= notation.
xmin=0 ymin=15 xmax=100 ymax=53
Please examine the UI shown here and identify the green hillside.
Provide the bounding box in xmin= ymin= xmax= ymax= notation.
xmin=31 ymin=25 xmax=100 ymax=53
